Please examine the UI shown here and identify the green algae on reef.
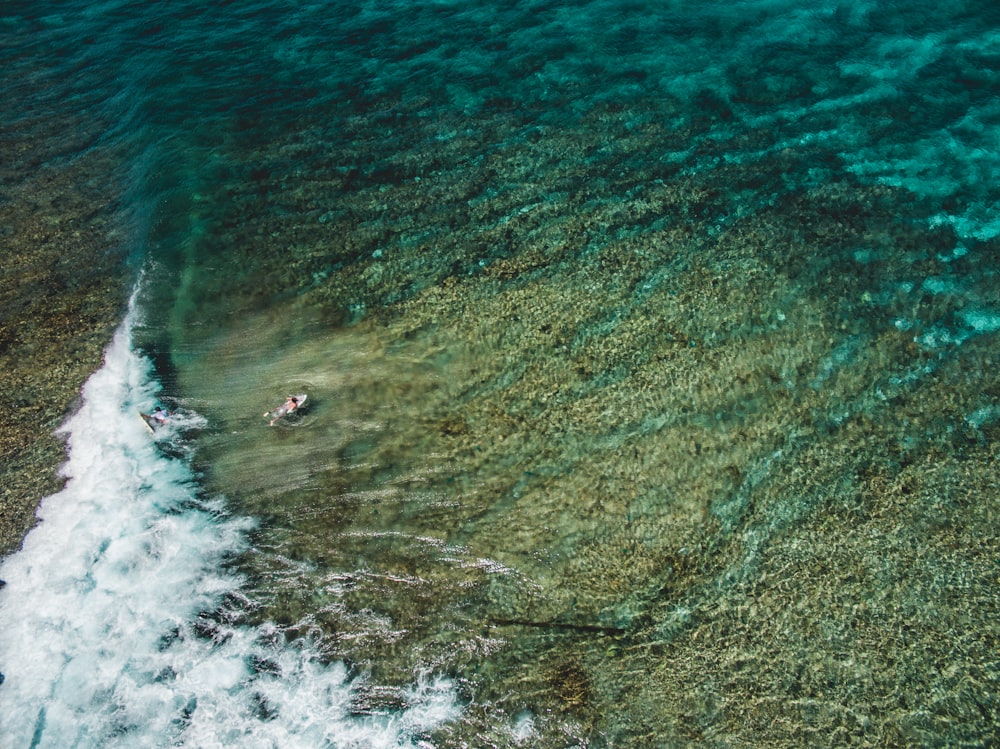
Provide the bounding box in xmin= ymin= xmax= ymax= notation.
xmin=145 ymin=98 xmax=1000 ymax=747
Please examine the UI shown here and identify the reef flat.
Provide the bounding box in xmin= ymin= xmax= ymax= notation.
xmin=156 ymin=97 xmax=1000 ymax=746
xmin=0 ymin=146 xmax=129 ymax=556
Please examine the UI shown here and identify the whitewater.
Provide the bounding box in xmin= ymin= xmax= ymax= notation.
xmin=0 ymin=295 xmax=457 ymax=748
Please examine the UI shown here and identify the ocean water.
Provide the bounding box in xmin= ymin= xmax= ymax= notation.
xmin=2 ymin=1 xmax=999 ymax=747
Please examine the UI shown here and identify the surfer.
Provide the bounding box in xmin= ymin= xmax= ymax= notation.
xmin=267 ymin=396 xmax=299 ymax=426
xmin=141 ymin=406 xmax=170 ymax=426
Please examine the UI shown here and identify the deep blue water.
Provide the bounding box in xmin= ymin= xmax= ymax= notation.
xmin=2 ymin=1 xmax=999 ymax=746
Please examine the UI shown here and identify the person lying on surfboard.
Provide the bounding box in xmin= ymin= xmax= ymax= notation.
xmin=266 ymin=395 xmax=300 ymax=426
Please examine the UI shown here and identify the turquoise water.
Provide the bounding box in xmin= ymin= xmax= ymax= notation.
xmin=2 ymin=1 xmax=999 ymax=746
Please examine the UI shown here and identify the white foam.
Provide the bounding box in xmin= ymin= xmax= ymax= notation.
xmin=0 ymin=304 xmax=459 ymax=747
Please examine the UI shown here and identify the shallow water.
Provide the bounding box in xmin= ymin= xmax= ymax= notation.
xmin=2 ymin=0 xmax=999 ymax=746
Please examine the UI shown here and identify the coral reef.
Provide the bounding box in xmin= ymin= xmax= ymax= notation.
xmin=0 ymin=142 xmax=129 ymax=555
xmin=159 ymin=97 xmax=999 ymax=746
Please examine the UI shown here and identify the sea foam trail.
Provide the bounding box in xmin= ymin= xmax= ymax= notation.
xmin=0 ymin=308 xmax=457 ymax=748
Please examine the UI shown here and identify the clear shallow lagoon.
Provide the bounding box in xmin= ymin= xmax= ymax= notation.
xmin=1 ymin=1 xmax=998 ymax=746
